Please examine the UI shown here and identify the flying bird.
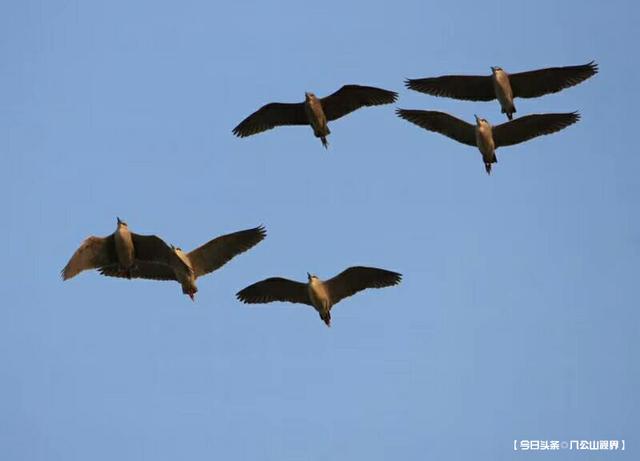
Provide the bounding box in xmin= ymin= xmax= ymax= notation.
xmin=396 ymin=109 xmax=580 ymax=174
xmin=236 ymin=266 xmax=401 ymax=326
xmin=405 ymin=62 xmax=597 ymax=120
xmin=99 ymin=226 xmax=267 ymax=300
xmin=62 ymin=218 xmax=189 ymax=281
xmin=232 ymin=85 xmax=398 ymax=148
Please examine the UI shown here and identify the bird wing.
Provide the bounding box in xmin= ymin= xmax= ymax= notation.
xmin=320 ymin=85 xmax=398 ymax=121
xmin=509 ymin=61 xmax=598 ymax=99
xmin=61 ymin=235 xmax=117 ymax=280
xmin=325 ymin=266 xmax=402 ymax=305
xmin=131 ymin=233 xmax=192 ymax=274
xmin=236 ymin=277 xmax=312 ymax=306
xmin=232 ymin=102 xmax=308 ymax=137
xmin=492 ymin=112 xmax=580 ymax=148
xmin=405 ymin=74 xmax=495 ymax=101
xmin=187 ymin=226 xmax=267 ymax=278
xmin=99 ymin=261 xmax=178 ymax=281
xmin=396 ymin=109 xmax=476 ymax=146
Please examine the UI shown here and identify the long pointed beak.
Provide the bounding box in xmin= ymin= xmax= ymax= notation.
xmin=307 ymin=272 xmax=311 ymax=279
xmin=474 ymin=114 xmax=480 ymax=123
xmin=117 ymin=217 xmax=122 ymax=224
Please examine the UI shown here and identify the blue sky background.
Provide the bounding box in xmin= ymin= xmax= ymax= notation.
xmin=1 ymin=0 xmax=638 ymax=459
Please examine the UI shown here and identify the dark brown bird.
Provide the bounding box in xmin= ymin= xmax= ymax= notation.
xmin=61 ymin=218 xmax=190 ymax=281
xmin=232 ymin=85 xmax=398 ymax=148
xmin=100 ymin=226 xmax=267 ymax=300
xmin=405 ymin=62 xmax=597 ymax=120
xmin=396 ymin=109 xmax=580 ymax=174
xmin=236 ymin=266 xmax=401 ymax=326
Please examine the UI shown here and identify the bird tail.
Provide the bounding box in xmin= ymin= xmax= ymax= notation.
xmin=503 ymin=105 xmax=516 ymax=120
xmin=321 ymin=136 xmax=329 ymax=149
xmin=321 ymin=311 xmax=331 ymax=327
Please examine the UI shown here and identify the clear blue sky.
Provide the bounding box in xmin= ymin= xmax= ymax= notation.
xmin=1 ymin=0 xmax=638 ymax=460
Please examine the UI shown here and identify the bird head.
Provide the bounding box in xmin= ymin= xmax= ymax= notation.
xmin=490 ymin=66 xmax=502 ymax=73
xmin=116 ymin=217 xmax=127 ymax=227
xmin=304 ymin=92 xmax=316 ymax=101
xmin=474 ymin=114 xmax=487 ymax=126
xmin=307 ymin=272 xmax=317 ymax=281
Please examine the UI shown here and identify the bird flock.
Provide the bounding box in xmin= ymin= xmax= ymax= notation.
xmin=62 ymin=61 xmax=598 ymax=326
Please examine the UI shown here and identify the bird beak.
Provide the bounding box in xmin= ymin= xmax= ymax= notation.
xmin=188 ymin=293 xmax=195 ymax=301
xmin=474 ymin=114 xmax=480 ymax=123
xmin=490 ymin=66 xmax=496 ymax=72
xmin=307 ymin=272 xmax=311 ymax=279
xmin=117 ymin=217 xmax=122 ymax=225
